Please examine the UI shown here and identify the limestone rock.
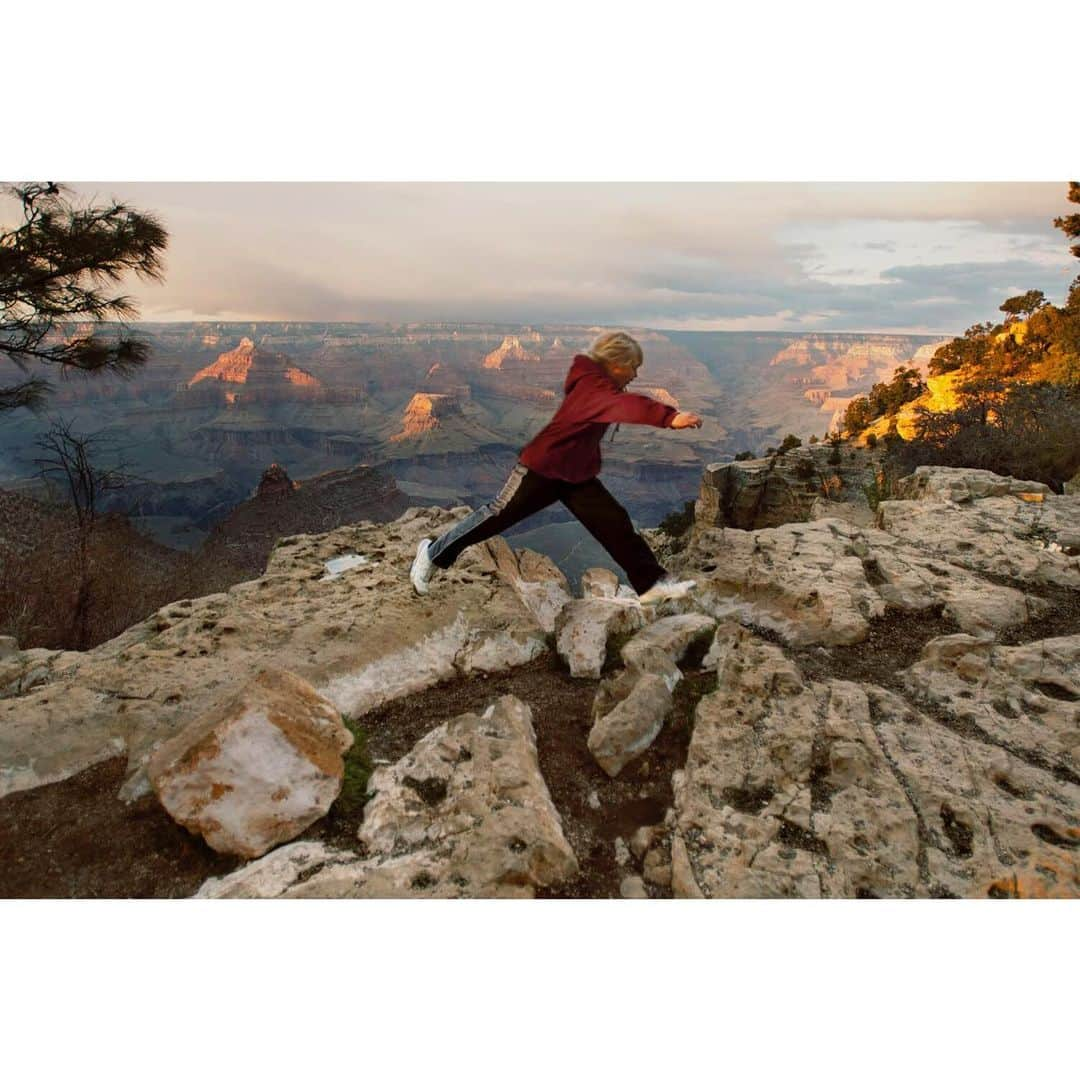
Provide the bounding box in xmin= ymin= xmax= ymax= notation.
xmin=685 ymin=518 xmax=886 ymax=646
xmin=477 ymin=536 xmax=572 ymax=633
xmin=902 ymin=633 xmax=1080 ymax=778
xmin=456 ymin=627 xmax=547 ymax=674
xmin=876 ymin=479 xmax=1080 ymax=590
xmin=198 ymin=695 xmax=578 ymax=898
xmin=555 ymin=597 xmax=646 ymax=679
xmin=589 ymin=667 xmax=673 ymax=777
xmin=892 ymin=466 xmax=1052 ymax=503
xmin=148 ymin=669 xmax=353 ymax=858
xmin=0 ymin=506 xmax=559 ymax=799
xmin=621 ymin=644 xmax=682 ymax=692
xmin=630 ymin=825 xmax=660 ymax=860
xmin=677 ymin=481 xmax=1077 ymax=647
xmin=696 ymin=447 xmax=879 ymax=531
xmin=671 ymin=625 xmax=1080 ymax=898
xmin=621 ymin=613 xmax=716 ymax=669
xmin=620 ymin=875 xmax=648 ymax=898
xmin=581 ymin=568 xmax=620 ymax=598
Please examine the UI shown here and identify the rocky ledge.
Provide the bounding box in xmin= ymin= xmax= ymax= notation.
xmin=1 ymin=466 xmax=1078 ymax=898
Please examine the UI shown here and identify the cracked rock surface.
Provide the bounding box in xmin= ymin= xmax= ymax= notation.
xmin=670 ymin=623 xmax=1080 ymax=898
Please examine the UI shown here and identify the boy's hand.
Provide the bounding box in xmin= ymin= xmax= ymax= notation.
xmin=671 ymin=411 xmax=703 ymax=429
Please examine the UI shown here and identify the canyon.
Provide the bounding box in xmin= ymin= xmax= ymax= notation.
xmin=0 ymin=323 xmax=943 ymax=575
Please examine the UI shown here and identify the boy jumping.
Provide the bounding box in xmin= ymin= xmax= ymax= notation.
xmin=410 ymin=331 xmax=702 ymax=604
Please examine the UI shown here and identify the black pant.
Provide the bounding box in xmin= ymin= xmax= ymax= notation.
xmin=427 ymin=463 xmax=666 ymax=594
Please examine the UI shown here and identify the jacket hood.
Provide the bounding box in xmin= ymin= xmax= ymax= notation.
xmin=564 ymin=353 xmax=617 ymax=395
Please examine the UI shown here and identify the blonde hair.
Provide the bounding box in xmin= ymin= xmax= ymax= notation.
xmin=589 ymin=331 xmax=643 ymax=375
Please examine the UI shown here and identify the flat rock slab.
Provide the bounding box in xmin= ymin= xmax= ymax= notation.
xmin=876 ymin=488 xmax=1080 ymax=590
xmin=0 ymin=507 xmax=555 ymax=800
xmin=197 ymin=695 xmax=579 ymax=898
xmin=149 ymin=668 xmax=352 ymax=858
xmin=902 ymin=633 xmax=1080 ymax=780
xmin=670 ymin=625 xmax=1080 ymax=898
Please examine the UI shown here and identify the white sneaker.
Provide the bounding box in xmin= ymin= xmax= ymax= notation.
xmin=410 ymin=538 xmax=434 ymax=595
xmin=637 ymin=575 xmax=697 ymax=605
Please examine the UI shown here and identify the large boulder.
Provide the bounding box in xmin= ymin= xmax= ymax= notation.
xmin=197 ymin=695 xmax=579 ymax=897
xmin=148 ymin=668 xmax=353 ymax=858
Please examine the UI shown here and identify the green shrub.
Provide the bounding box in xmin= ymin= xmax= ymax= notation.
xmin=336 ymin=719 xmax=374 ymax=814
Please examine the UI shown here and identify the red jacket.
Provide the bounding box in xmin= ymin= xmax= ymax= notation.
xmin=518 ymin=354 xmax=678 ymax=483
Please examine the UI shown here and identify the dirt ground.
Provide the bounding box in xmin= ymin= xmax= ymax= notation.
xmin=3 ymin=589 xmax=1077 ymax=900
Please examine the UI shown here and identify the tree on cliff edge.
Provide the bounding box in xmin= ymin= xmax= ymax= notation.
xmin=0 ymin=183 xmax=168 ymax=413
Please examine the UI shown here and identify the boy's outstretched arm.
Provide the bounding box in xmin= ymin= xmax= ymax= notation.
xmin=575 ymin=380 xmax=698 ymax=428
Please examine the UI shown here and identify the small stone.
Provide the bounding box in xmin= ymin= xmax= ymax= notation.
xmin=620 ymin=875 xmax=649 ymax=899
xmin=643 ymin=847 xmax=672 ymax=888
xmin=630 ymin=825 xmax=659 ymax=861
xmin=587 ymin=790 xmax=601 ymax=810
xmin=614 ymin=837 xmax=631 ymax=866
xmin=580 ymin=567 xmax=619 ymax=599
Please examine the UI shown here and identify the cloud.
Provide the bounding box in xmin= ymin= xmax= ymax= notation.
xmin=72 ymin=182 xmax=1079 ymax=333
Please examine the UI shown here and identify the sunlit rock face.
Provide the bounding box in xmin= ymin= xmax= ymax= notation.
xmin=390 ymin=392 xmax=459 ymax=441
xmin=188 ymin=337 xmax=322 ymax=394
xmin=481 ymin=335 xmax=542 ymax=369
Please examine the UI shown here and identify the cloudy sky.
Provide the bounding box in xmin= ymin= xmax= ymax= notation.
xmin=45 ymin=182 xmax=1078 ymax=334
